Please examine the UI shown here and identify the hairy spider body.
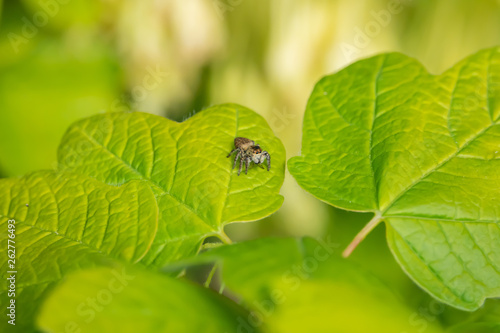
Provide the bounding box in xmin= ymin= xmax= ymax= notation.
xmin=226 ymin=137 xmax=271 ymax=176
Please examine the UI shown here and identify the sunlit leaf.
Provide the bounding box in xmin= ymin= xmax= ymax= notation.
xmin=288 ymin=47 xmax=500 ymax=310
xmin=58 ymin=104 xmax=286 ymax=266
xmin=0 ymin=171 xmax=158 ymax=332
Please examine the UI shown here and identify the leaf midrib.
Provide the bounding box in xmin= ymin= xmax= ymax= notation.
xmin=220 ymin=109 xmax=238 ymax=223
xmin=384 ymin=215 xmax=499 ymax=224
xmin=75 ymin=127 xmax=217 ymax=233
xmin=381 ymin=118 xmax=498 ymax=218
xmin=380 ymin=50 xmax=499 ymax=219
xmin=369 ymin=55 xmax=387 ymax=211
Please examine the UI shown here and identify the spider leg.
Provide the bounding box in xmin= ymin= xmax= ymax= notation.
xmin=232 ymin=151 xmax=241 ymax=169
xmin=245 ymin=158 xmax=250 ymax=174
xmin=265 ymin=152 xmax=271 ymax=171
xmin=238 ymin=156 xmax=244 ymax=176
xmin=226 ymin=148 xmax=238 ymax=158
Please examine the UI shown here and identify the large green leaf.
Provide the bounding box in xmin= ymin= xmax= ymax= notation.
xmin=0 ymin=171 xmax=158 ymax=332
xmin=37 ymin=265 xmax=257 ymax=333
xmin=288 ymin=47 xmax=500 ymax=310
xmin=57 ymin=105 xmax=286 ymax=266
xmin=167 ymin=237 xmax=444 ymax=333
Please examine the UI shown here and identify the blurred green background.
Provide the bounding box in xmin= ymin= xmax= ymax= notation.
xmin=1 ymin=0 xmax=500 ymax=331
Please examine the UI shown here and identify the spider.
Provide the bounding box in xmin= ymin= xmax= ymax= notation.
xmin=226 ymin=137 xmax=271 ymax=176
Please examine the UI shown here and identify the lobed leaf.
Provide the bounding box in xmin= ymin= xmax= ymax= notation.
xmin=0 ymin=171 xmax=158 ymax=332
xmin=288 ymin=47 xmax=500 ymax=310
xmin=57 ymin=104 xmax=285 ymax=266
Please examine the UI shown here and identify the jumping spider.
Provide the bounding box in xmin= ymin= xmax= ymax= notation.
xmin=227 ymin=137 xmax=271 ymax=176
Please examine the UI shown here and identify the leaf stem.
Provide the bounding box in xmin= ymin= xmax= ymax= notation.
xmin=218 ymin=229 xmax=232 ymax=245
xmin=342 ymin=213 xmax=382 ymax=258
xmin=219 ymin=282 xmax=226 ymax=294
xmin=204 ymin=263 xmax=218 ymax=288
xmin=201 ymin=242 xmax=224 ymax=250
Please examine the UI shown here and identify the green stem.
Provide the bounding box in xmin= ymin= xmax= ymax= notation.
xmin=219 ymin=282 xmax=226 ymax=294
xmin=342 ymin=213 xmax=382 ymax=258
xmin=204 ymin=263 xmax=218 ymax=288
xmin=218 ymin=229 xmax=232 ymax=245
xmin=201 ymin=242 xmax=224 ymax=250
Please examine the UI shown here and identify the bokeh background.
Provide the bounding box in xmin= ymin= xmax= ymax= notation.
xmin=1 ymin=0 xmax=500 ymax=331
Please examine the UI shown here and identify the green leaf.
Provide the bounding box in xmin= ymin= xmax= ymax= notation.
xmin=37 ymin=265 xmax=256 ymax=333
xmin=288 ymin=47 xmax=500 ymax=310
xmin=0 ymin=171 xmax=158 ymax=332
xmin=57 ymin=104 xmax=285 ymax=266
xmin=167 ymin=237 xmax=444 ymax=333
